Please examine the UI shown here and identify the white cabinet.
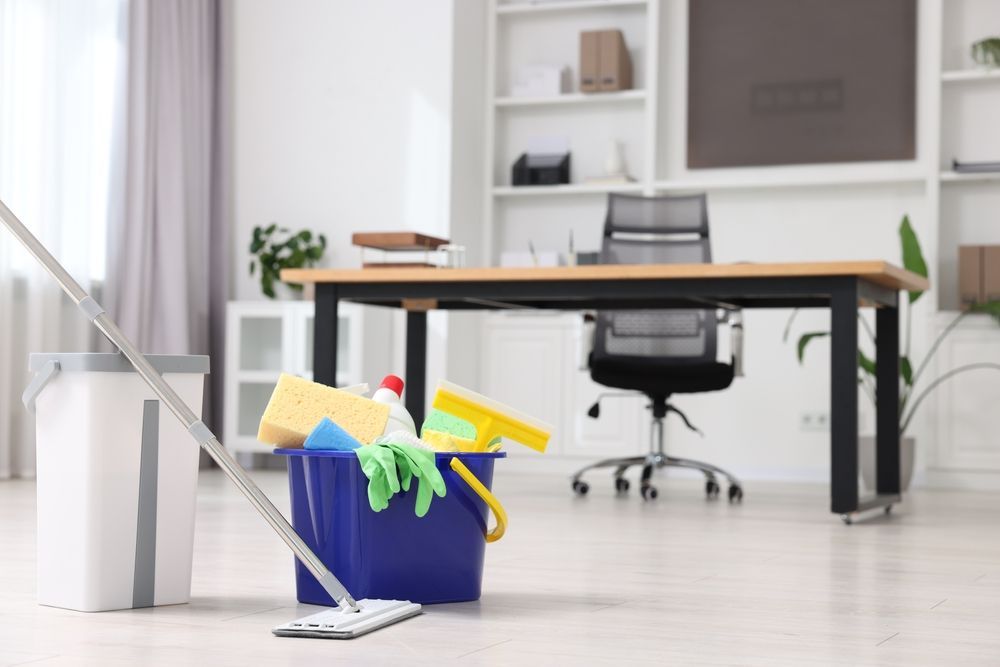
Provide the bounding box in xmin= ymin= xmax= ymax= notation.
xmin=223 ymin=301 xmax=363 ymax=453
xmin=480 ymin=313 xmax=645 ymax=459
xmin=930 ymin=314 xmax=1000 ymax=476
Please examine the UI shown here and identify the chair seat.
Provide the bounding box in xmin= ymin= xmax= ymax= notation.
xmin=591 ymin=357 xmax=735 ymax=396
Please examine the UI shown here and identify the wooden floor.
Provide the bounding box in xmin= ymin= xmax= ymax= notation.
xmin=2 ymin=469 xmax=1000 ymax=665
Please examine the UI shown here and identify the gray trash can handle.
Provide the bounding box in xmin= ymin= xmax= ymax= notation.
xmin=23 ymin=359 xmax=60 ymax=414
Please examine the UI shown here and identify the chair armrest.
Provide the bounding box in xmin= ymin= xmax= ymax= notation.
xmin=578 ymin=312 xmax=596 ymax=370
xmin=726 ymin=310 xmax=744 ymax=377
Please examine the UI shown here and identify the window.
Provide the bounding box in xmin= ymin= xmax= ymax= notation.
xmin=0 ymin=0 xmax=126 ymax=280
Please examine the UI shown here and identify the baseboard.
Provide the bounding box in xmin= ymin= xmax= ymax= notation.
xmin=499 ymin=455 xmax=828 ymax=483
xmin=923 ymin=468 xmax=1000 ymax=491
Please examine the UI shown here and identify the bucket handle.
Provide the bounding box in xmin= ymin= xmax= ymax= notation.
xmin=22 ymin=359 xmax=60 ymax=414
xmin=449 ymin=457 xmax=507 ymax=543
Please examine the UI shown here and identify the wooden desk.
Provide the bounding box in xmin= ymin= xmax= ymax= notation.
xmin=284 ymin=261 xmax=929 ymax=522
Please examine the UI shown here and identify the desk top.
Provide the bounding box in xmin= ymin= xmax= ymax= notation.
xmin=283 ymin=261 xmax=929 ymax=293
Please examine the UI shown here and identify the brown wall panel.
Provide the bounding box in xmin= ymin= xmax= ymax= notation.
xmin=688 ymin=0 xmax=917 ymax=168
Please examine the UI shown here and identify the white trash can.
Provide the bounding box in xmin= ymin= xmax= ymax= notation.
xmin=23 ymin=353 xmax=209 ymax=612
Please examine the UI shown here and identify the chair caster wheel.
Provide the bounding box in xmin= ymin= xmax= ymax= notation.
xmin=884 ymin=504 xmax=893 ymax=515
xmin=727 ymin=485 xmax=743 ymax=503
xmin=705 ymin=479 xmax=720 ymax=499
xmin=841 ymin=514 xmax=853 ymax=525
xmin=572 ymin=480 xmax=589 ymax=496
xmin=615 ymin=477 xmax=630 ymax=494
xmin=641 ymin=484 xmax=658 ymax=500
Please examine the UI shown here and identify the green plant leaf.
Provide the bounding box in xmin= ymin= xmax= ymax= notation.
xmin=796 ymin=331 xmax=829 ymax=364
xmin=265 ymin=223 xmax=277 ymax=235
xmin=249 ymin=260 xmax=255 ymax=276
xmin=319 ymin=234 xmax=327 ymax=248
xmin=858 ymin=351 xmax=876 ymax=377
xmin=298 ymin=230 xmax=312 ymax=242
xmin=899 ymin=214 xmax=927 ymax=304
xmin=900 ymin=356 xmax=913 ymax=385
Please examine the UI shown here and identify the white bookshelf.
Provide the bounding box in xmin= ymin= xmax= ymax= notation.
xmin=496 ymin=0 xmax=647 ymax=17
xmin=941 ymin=68 xmax=1000 ymax=83
xmin=494 ymin=89 xmax=646 ymax=108
xmin=484 ymin=0 xmax=659 ymax=260
xmin=493 ymin=182 xmax=643 ymax=197
xmin=223 ymin=300 xmax=364 ymax=453
xmin=939 ymin=170 xmax=1000 ymax=183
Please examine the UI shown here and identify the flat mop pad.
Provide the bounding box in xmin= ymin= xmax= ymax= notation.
xmin=273 ymin=600 xmax=421 ymax=639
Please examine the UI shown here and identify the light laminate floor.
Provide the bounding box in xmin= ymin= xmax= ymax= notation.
xmin=2 ymin=469 xmax=1000 ymax=666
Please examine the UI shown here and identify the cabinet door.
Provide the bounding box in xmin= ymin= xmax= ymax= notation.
xmin=564 ymin=366 xmax=646 ymax=458
xmin=481 ymin=318 xmax=567 ymax=457
xmin=933 ymin=321 xmax=1000 ymax=471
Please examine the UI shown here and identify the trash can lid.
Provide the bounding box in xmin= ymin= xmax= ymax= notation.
xmin=29 ymin=352 xmax=210 ymax=374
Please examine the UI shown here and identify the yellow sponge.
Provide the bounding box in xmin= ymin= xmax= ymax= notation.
xmin=257 ymin=374 xmax=390 ymax=447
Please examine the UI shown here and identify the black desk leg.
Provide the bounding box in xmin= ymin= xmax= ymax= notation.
xmin=405 ymin=311 xmax=427 ymax=427
xmin=314 ymin=284 xmax=339 ymax=387
xmin=830 ymin=280 xmax=859 ymax=515
xmin=876 ymin=304 xmax=901 ymax=494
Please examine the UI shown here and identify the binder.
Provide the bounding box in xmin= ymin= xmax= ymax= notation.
xmin=985 ymin=246 xmax=1000 ymax=302
xmin=598 ymin=29 xmax=632 ymax=91
xmin=580 ymin=31 xmax=600 ymax=92
xmin=959 ymin=245 xmax=982 ymax=308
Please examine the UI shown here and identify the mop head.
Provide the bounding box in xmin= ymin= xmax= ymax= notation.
xmin=273 ymin=599 xmax=422 ymax=639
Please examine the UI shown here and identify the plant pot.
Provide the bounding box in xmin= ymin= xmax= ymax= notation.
xmin=859 ymin=435 xmax=915 ymax=493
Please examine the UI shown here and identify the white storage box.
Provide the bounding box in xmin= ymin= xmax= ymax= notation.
xmin=24 ymin=353 xmax=209 ymax=612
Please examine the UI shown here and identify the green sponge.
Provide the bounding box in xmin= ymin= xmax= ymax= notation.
xmin=421 ymin=409 xmax=476 ymax=440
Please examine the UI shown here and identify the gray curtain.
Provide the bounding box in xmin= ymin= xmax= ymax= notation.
xmin=106 ymin=0 xmax=229 ymax=431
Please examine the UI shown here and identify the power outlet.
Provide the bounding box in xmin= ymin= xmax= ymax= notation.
xmin=799 ymin=411 xmax=830 ymax=432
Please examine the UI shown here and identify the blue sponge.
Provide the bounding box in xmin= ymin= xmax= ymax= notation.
xmin=304 ymin=417 xmax=362 ymax=451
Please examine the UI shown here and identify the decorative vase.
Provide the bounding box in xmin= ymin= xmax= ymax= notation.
xmin=859 ymin=435 xmax=915 ymax=492
xmin=604 ymin=140 xmax=625 ymax=177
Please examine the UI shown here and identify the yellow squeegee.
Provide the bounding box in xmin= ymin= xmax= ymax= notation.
xmin=432 ymin=380 xmax=553 ymax=453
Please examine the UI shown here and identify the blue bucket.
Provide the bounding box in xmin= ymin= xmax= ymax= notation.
xmin=274 ymin=449 xmax=507 ymax=605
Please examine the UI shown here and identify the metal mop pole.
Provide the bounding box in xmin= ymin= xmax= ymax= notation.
xmin=0 ymin=198 xmax=359 ymax=613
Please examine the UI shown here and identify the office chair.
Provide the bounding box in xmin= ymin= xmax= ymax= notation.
xmin=571 ymin=193 xmax=745 ymax=502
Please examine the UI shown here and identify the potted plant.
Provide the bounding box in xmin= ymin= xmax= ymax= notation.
xmin=249 ymin=224 xmax=327 ymax=299
xmin=785 ymin=215 xmax=1000 ymax=490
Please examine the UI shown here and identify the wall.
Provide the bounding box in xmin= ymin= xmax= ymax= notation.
xmin=230 ymin=0 xmax=486 ymax=392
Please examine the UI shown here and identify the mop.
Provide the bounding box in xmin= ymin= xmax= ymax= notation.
xmin=0 ymin=199 xmax=420 ymax=639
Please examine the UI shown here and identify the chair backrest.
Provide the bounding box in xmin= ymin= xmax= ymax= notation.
xmin=593 ymin=193 xmax=717 ymax=366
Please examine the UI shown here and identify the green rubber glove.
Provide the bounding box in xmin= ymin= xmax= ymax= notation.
xmin=387 ymin=443 xmax=446 ymax=517
xmin=356 ymin=445 xmax=400 ymax=512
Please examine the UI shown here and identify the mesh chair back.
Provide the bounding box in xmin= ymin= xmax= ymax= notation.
xmin=594 ymin=193 xmax=717 ymax=365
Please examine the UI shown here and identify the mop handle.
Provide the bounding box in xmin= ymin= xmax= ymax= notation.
xmin=0 ymin=199 xmax=358 ymax=613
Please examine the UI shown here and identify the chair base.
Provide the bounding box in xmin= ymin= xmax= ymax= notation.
xmin=571 ymin=452 xmax=743 ymax=502
xmin=570 ymin=400 xmax=744 ymax=502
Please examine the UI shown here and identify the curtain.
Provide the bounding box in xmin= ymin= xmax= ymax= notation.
xmin=105 ymin=0 xmax=228 ymax=431
xmin=0 ymin=0 xmax=126 ymax=479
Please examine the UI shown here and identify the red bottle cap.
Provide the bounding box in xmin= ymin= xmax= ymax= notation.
xmin=379 ymin=374 xmax=404 ymax=397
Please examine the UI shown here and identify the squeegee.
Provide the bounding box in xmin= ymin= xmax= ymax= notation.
xmin=432 ymin=380 xmax=553 ymax=453
xmin=0 ymin=198 xmax=420 ymax=639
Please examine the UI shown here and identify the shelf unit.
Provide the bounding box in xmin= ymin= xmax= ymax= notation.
xmin=494 ymin=89 xmax=646 ymax=108
xmin=496 ymin=0 xmax=647 ymax=16
xmin=223 ymin=300 xmax=364 ymax=453
xmin=485 ymin=0 xmax=659 ymax=261
xmin=941 ymin=68 xmax=1000 ymax=83
xmin=939 ymin=170 xmax=1000 ymax=183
